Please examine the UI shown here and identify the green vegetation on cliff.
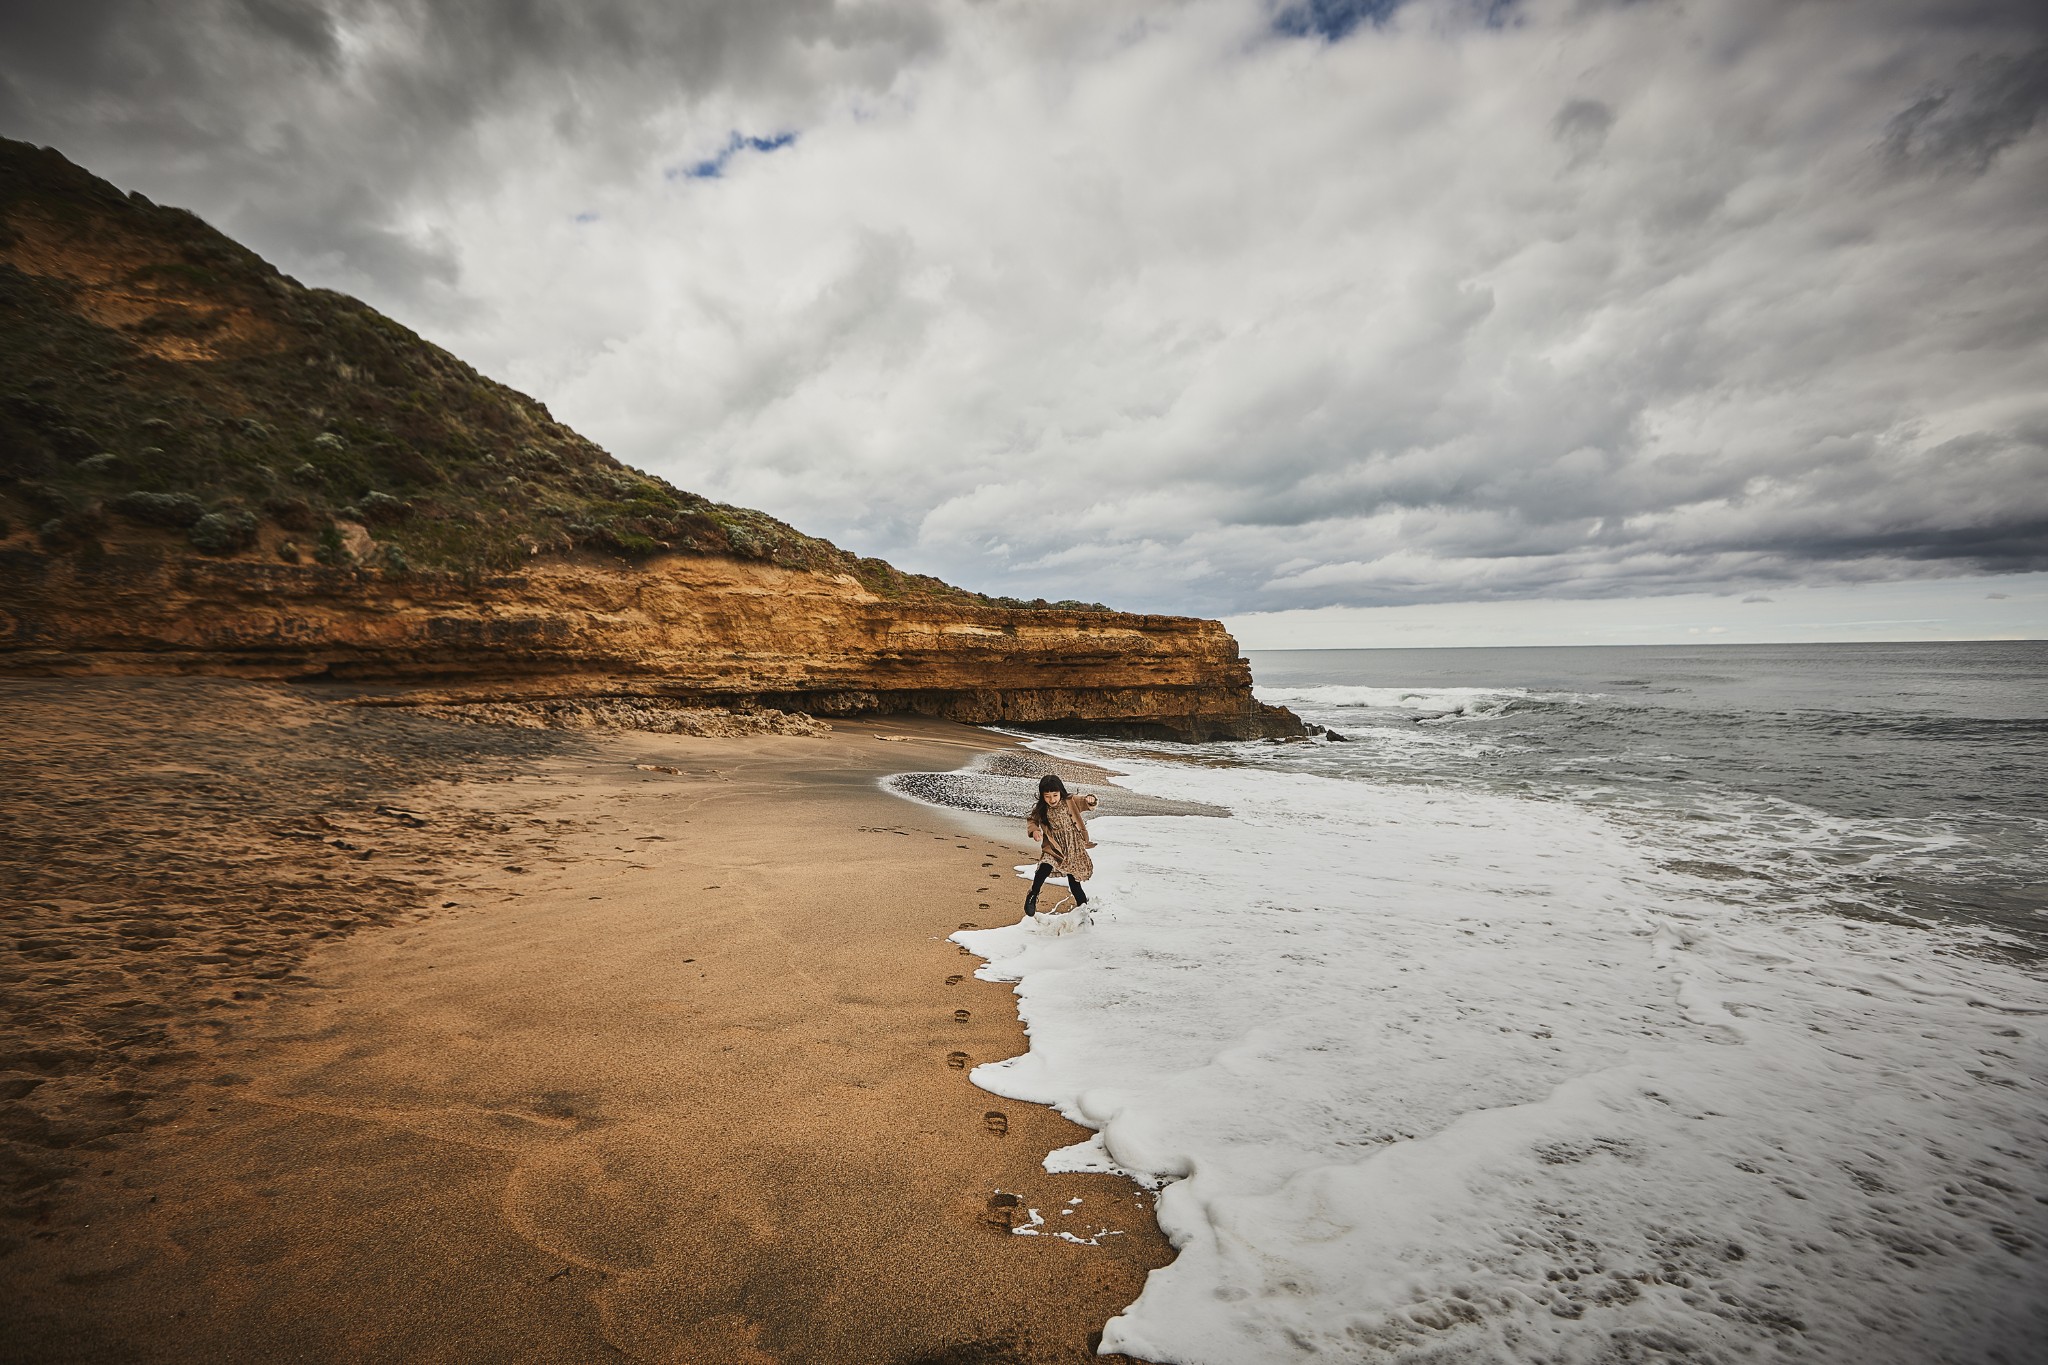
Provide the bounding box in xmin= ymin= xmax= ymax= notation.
xmin=0 ymin=138 xmax=1106 ymax=611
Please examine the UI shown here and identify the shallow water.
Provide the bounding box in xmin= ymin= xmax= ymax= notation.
xmin=930 ymin=642 xmax=2048 ymax=1364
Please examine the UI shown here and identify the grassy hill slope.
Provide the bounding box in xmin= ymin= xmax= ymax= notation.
xmin=0 ymin=138 xmax=1101 ymax=610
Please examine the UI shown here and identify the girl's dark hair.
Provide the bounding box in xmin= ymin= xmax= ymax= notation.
xmin=1029 ymin=773 xmax=1069 ymax=828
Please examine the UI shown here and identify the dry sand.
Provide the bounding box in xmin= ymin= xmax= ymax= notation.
xmin=0 ymin=680 xmax=1172 ymax=1364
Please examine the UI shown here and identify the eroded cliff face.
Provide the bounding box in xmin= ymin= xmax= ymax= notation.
xmin=0 ymin=547 xmax=1302 ymax=741
xmin=0 ymin=139 xmax=1301 ymax=741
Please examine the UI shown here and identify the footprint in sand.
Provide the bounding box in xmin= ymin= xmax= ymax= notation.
xmin=983 ymin=1110 xmax=1009 ymax=1136
xmin=984 ymin=1191 xmax=1021 ymax=1231
xmin=945 ymin=974 xmax=963 ymax=986
xmin=953 ymin=1008 xmax=971 ymax=1024
xmin=958 ymin=921 xmax=978 ymax=930
xmin=947 ymin=1051 xmax=970 ymax=1069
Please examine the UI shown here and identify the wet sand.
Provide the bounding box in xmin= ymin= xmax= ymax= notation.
xmin=0 ymin=680 xmax=1172 ymax=1364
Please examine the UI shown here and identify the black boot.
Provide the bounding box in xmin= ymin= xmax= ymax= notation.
xmin=1025 ymin=862 xmax=1054 ymax=918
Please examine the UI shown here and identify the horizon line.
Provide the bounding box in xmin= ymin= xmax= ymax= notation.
xmin=1240 ymin=636 xmax=2047 ymax=652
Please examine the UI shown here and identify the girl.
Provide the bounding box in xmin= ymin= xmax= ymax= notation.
xmin=1023 ymin=774 xmax=1099 ymax=917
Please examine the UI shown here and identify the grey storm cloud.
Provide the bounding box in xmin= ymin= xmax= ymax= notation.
xmin=1551 ymin=97 xmax=1615 ymax=166
xmin=4 ymin=0 xmax=2047 ymax=616
xmin=0 ymin=0 xmax=939 ymax=300
xmin=1883 ymin=42 xmax=2048 ymax=174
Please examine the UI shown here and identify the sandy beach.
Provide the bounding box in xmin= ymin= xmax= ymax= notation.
xmin=0 ymin=679 xmax=1171 ymax=1364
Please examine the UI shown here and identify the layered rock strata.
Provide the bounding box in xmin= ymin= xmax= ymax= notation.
xmin=0 ymin=137 xmax=1300 ymax=741
xmin=0 ymin=548 xmax=1302 ymax=741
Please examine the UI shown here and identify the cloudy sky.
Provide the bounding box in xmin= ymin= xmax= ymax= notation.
xmin=5 ymin=0 xmax=2047 ymax=642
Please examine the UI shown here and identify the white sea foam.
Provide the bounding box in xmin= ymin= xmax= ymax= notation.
xmin=950 ymin=742 xmax=2048 ymax=1365
xmin=1255 ymin=683 xmax=1569 ymax=719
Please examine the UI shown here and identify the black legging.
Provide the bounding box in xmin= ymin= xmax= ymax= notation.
xmin=1030 ymin=862 xmax=1088 ymax=906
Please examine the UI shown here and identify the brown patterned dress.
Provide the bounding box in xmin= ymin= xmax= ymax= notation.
xmin=1027 ymin=794 xmax=1098 ymax=882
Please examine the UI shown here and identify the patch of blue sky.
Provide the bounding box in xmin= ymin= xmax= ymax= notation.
xmin=1271 ymin=0 xmax=1517 ymax=42
xmin=668 ymin=131 xmax=798 ymax=181
xmin=574 ymin=211 xmax=599 ymax=223
xmin=1271 ymin=0 xmax=1405 ymax=41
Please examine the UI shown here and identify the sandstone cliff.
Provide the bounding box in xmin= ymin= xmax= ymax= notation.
xmin=0 ymin=139 xmax=1300 ymax=740
xmin=0 ymin=550 xmax=1286 ymax=739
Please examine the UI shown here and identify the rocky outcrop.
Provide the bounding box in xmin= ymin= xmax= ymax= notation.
xmin=0 ymin=137 xmax=1302 ymax=741
xmin=0 ymin=547 xmax=1304 ymax=741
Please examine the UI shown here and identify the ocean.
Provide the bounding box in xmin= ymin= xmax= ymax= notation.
xmin=1253 ymin=642 xmax=2048 ymax=946
xmin=939 ymin=642 xmax=2048 ymax=1364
